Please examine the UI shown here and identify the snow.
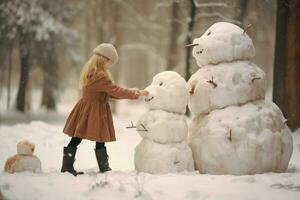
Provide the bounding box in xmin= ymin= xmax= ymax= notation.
xmin=136 ymin=110 xmax=187 ymax=143
xmin=188 ymin=61 xmax=266 ymax=115
xmin=192 ymin=22 xmax=255 ymax=67
xmin=188 ymin=22 xmax=292 ymax=176
xmin=4 ymin=155 xmax=42 ymax=174
xmin=144 ymin=71 xmax=189 ymax=114
xmin=0 ymin=118 xmax=300 ymax=200
xmin=4 ymin=140 xmax=42 ymax=173
xmin=135 ymin=139 xmax=194 ymax=174
xmin=135 ymin=71 xmax=194 ymax=174
xmin=189 ymin=100 xmax=293 ymax=175
xmin=17 ymin=140 xmax=36 ymax=155
xmin=0 ymin=0 xmax=74 ymax=41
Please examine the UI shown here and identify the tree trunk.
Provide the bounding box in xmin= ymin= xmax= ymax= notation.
xmin=236 ymin=0 xmax=248 ymax=23
xmin=7 ymin=47 xmax=12 ymax=110
xmin=167 ymin=1 xmax=181 ymax=71
xmin=41 ymin=39 xmax=58 ymax=111
xmin=0 ymin=49 xmax=7 ymax=111
xmin=185 ymin=0 xmax=197 ymax=116
xmin=16 ymin=33 xmax=31 ymax=112
xmin=273 ymin=0 xmax=300 ymax=130
xmin=185 ymin=0 xmax=196 ymax=81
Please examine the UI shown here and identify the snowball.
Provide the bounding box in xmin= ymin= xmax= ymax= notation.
xmin=5 ymin=140 xmax=42 ymax=173
xmin=134 ymin=71 xmax=194 ymax=174
xmin=137 ymin=110 xmax=188 ymax=144
xmin=189 ymin=100 xmax=293 ymax=175
xmin=188 ymin=61 xmax=266 ymax=115
xmin=192 ymin=22 xmax=255 ymax=67
xmin=5 ymin=155 xmax=42 ymax=173
xmin=17 ymin=140 xmax=35 ymax=155
xmin=144 ymin=71 xmax=189 ymax=114
xmin=135 ymin=139 xmax=194 ymax=174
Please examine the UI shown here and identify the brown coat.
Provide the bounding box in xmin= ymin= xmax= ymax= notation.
xmin=63 ymin=73 xmax=139 ymax=142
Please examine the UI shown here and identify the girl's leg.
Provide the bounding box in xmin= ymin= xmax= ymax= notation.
xmin=61 ymin=137 xmax=84 ymax=176
xmin=67 ymin=137 xmax=82 ymax=148
xmin=95 ymin=142 xmax=105 ymax=149
xmin=95 ymin=141 xmax=111 ymax=172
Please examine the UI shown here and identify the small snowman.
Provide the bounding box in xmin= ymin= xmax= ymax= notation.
xmin=4 ymin=140 xmax=42 ymax=173
xmin=134 ymin=71 xmax=194 ymax=174
xmin=187 ymin=22 xmax=293 ymax=175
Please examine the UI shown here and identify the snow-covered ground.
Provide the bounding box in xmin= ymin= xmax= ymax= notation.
xmin=0 ymin=112 xmax=300 ymax=200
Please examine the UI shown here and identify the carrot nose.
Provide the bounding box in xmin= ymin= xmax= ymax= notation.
xmin=185 ymin=43 xmax=199 ymax=48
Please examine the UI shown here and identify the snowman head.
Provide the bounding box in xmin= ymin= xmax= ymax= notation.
xmin=191 ymin=22 xmax=255 ymax=67
xmin=17 ymin=140 xmax=35 ymax=155
xmin=144 ymin=71 xmax=189 ymax=114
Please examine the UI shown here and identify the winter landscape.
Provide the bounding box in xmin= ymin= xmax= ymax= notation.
xmin=0 ymin=113 xmax=300 ymax=200
xmin=1 ymin=0 xmax=300 ymax=200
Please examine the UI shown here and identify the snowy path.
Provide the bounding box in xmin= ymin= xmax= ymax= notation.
xmin=0 ymin=118 xmax=300 ymax=200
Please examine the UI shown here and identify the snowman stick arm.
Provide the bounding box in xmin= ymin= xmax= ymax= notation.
xmin=140 ymin=124 xmax=148 ymax=132
xmin=136 ymin=123 xmax=148 ymax=132
xmin=126 ymin=121 xmax=137 ymax=128
xmin=207 ymin=76 xmax=218 ymax=88
xmin=243 ymin=24 xmax=252 ymax=35
xmin=251 ymin=77 xmax=261 ymax=83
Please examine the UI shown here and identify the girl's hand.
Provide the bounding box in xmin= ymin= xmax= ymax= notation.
xmin=138 ymin=90 xmax=149 ymax=96
xmin=130 ymin=88 xmax=148 ymax=97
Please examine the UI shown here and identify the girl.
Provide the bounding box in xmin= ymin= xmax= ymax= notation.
xmin=61 ymin=43 xmax=148 ymax=176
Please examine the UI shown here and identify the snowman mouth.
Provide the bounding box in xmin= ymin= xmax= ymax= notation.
xmin=145 ymin=96 xmax=154 ymax=102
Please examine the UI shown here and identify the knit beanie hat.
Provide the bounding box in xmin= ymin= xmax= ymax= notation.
xmin=93 ymin=43 xmax=119 ymax=65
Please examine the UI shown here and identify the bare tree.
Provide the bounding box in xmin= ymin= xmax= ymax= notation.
xmin=0 ymin=46 xmax=13 ymax=111
xmin=39 ymin=38 xmax=59 ymax=111
xmin=185 ymin=0 xmax=197 ymax=81
xmin=167 ymin=0 xmax=181 ymax=71
xmin=16 ymin=31 xmax=32 ymax=112
xmin=273 ymin=0 xmax=300 ymax=130
xmin=6 ymin=47 xmax=13 ymax=110
xmin=236 ymin=0 xmax=248 ymax=23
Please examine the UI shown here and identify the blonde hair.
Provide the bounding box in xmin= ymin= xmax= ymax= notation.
xmin=79 ymin=54 xmax=113 ymax=88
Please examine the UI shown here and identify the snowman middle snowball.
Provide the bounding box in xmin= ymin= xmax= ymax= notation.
xmin=134 ymin=71 xmax=194 ymax=174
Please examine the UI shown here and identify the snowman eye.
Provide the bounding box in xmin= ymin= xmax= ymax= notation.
xmin=196 ymin=49 xmax=203 ymax=54
xmin=207 ymin=31 xmax=211 ymax=36
xmin=159 ymin=82 xmax=163 ymax=86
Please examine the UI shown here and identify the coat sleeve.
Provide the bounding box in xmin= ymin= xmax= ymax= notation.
xmin=94 ymin=77 xmax=139 ymax=100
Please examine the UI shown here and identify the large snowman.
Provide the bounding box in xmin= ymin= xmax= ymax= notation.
xmin=134 ymin=71 xmax=194 ymax=174
xmin=187 ymin=22 xmax=293 ymax=175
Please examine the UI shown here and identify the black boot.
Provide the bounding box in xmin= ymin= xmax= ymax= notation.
xmin=95 ymin=147 xmax=112 ymax=173
xmin=61 ymin=146 xmax=84 ymax=176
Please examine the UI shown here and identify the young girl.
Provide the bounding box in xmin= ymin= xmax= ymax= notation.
xmin=61 ymin=43 xmax=148 ymax=176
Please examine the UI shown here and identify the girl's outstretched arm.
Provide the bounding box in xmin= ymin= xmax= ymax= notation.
xmin=94 ymin=76 xmax=139 ymax=99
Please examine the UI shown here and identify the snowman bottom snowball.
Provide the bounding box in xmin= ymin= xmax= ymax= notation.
xmin=4 ymin=140 xmax=42 ymax=173
xmin=189 ymin=100 xmax=293 ymax=175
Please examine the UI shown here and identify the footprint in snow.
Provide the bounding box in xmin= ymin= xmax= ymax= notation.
xmin=271 ymin=183 xmax=300 ymax=191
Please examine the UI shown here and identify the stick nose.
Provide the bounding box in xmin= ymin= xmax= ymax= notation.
xmin=185 ymin=43 xmax=199 ymax=48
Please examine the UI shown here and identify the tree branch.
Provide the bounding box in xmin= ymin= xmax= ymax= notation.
xmin=126 ymin=121 xmax=136 ymax=128
xmin=185 ymin=43 xmax=199 ymax=48
xmin=137 ymin=124 xmax=148 ymax=132
xmin=190 ymin=84 xmax=196 ymax=94
xmin=243 ymin=24 xmax=252 ymax=35
xmin=126 ymin=121 xmax=148 ymax=132
xmin=251 ymin=77 xmax=261 ymax=83
xmin=227 ymin=129 xmax=232 ymax=142
xmin=207 ymin=76 xmax=217 ymax=88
